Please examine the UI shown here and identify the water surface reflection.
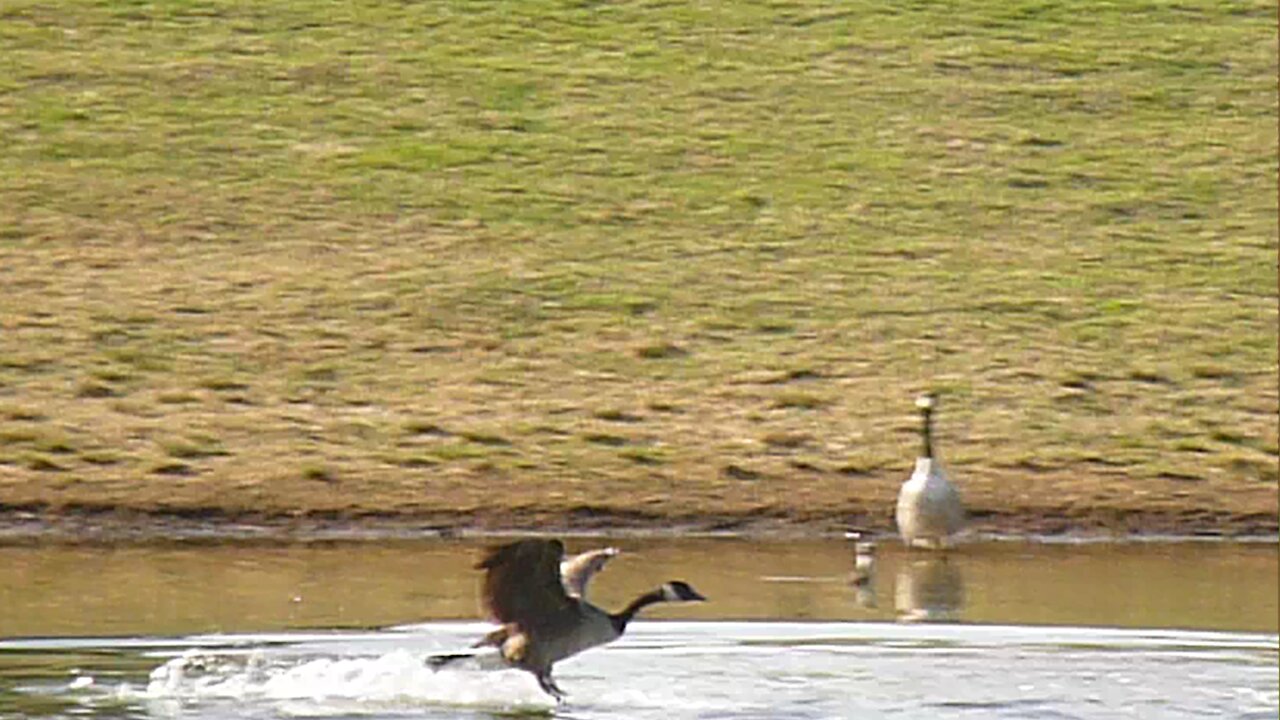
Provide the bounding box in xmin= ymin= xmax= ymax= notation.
xmin=894 ymin=555 xmax=965 ymax=622
xmin=0 ymin=538 xmax=1275 ymax=637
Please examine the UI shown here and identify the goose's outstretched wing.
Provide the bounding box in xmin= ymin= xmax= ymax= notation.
xmin=477 ymin=539 xmax=575 ymax=632
xmin=560 ymin=547 xmax=619 ymax=598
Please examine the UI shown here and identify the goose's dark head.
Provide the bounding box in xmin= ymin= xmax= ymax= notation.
xmin=613 ymin=580 xmax=707 ymax=631
xmin=660 ymin=580 xmax=707 ymax=603
xmin=915 ymin=392 xmax=937 ymax=416
xmin=916 ymin=392 xmax=937 ymax=458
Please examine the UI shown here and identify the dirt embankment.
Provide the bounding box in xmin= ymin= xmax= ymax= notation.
xmin=1 ymin=501 xmax=1274 ymax=544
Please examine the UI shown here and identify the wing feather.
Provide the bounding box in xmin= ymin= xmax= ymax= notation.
xmin=477 ymin=539 xmax=575 ymax=631
xmin=559 ymin=547 xmax=619 ymax=598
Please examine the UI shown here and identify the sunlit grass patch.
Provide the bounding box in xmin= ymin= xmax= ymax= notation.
xmin=592 ymin=409 xmax=644 ymax=423
xmin=0 ymin=406 xmax=47 ymax=421
xmin=456 ymin=430 xmax=512 ymax=447
xmin=763 ymin=432 xmax=812 ymax=450
xmin=1227 ymin=455 xmax=1279 ymax=484
xmin=80 ymin=449 xmax=125 ymax=466
xmin=1 ymin=427 xmax=79 ymax=456
xmin=301 ymin=464 xmax=338 ymax=484
xmin=108 ymin=400 xmax=165 ymax=418
xmin=583 ymin=433 xmax=628 ymax=447
xmin=429 ymin=443 xmax=492 ymax=462
xmin=771 ymin=392 xmax=830 ymax=411
xmin=635 ymin=343 xmax=690 ymax=360
xmin=0 ymin=427 xmax=42 ymax=445
xmin=151 ymin=461 xmax=196 ymax=477
xmin=159 ymin=436 xmax=229 ymax=460
xmin=383 ymin=452 xmax=441 ymax=469
xmin=25 ymin=455 xmax=68 ymax=473
xmin=32 ymin=436 xmax=77 ymax=455
xmin=157 ymin=391 xmax=202 ymax=405
xmin=620 ymin=448 xmax=667 ymax=466
xmin=0 ymin=0 xmax=1272 ymax=530
xmin=198 ymin=377 xmax=252 ymax=393
xmin=402 ymin=420 xmax=452 ymax=437
xmin=75 ymin=381 xmax=120 ymax=399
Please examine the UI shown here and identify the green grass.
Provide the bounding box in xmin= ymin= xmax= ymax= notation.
xmin=0 ymin=0 xmax=1275 ymax=530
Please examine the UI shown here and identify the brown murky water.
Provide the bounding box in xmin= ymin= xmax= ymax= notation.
xmin=1 ymin=538 xmax=1275 ymax=636
xmin=0 ymin=538 xmax=1275 ymax=719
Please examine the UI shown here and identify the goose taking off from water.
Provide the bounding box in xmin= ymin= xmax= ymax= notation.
xmin=895 ymin=393 xmax=965 ymax=549
xmin=463 ymin=544 xmax=621 ymax=652
xmin=427 ymin=539 xmax=706 ymax=701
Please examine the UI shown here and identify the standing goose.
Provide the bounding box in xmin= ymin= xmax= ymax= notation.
xmin=895 ymin=393 xmax=965 ymax=549
xmin=427 ymin=539 xmax=705 ymax=700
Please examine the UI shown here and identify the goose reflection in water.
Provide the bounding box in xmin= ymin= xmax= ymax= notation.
xmin=894 ymin=555 xmax=965 ymax=623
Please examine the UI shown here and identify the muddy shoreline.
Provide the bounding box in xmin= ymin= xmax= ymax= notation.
xmin=0 ymin=505 xmax=1274 ymax=544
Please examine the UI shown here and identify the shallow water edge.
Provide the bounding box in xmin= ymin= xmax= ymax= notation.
xmin=3 ymin=537 xmax=1276 ymax=637
xmin=0 ymin=508 xmax=1276 ymax=545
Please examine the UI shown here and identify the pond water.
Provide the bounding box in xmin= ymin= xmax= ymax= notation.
xmin=0 ymin=538 xmax=1275 ymax=719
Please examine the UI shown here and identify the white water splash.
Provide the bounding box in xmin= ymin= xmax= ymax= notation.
xmin=140 ymin=647 xmax=554 ymax=715
xmin=6 ymin=623 xmax=1275 ymax=719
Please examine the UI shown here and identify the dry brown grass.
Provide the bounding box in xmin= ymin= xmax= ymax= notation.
xmin=0 ymin=0 xmax=1275 ymax=536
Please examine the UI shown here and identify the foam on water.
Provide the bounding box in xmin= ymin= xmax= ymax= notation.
xmin=4 ymin=622 xmax=1276 ymax=719
xmin=139 ymin=646 xmax=553 ymax=714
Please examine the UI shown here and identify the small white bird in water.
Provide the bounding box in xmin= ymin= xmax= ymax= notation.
xmin=853 ymin=539 xmax=876 ymax=583
xmin=844 ymin=532 xmax=877 ymax=587
xmin=895 ymin=393 xmax=965 ymax=549
xmin=846 ymin=534 xmax=878 ymax=608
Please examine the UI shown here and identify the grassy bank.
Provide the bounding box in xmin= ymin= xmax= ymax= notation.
xmin=0 ymin=0 xmax=1276 ymax=535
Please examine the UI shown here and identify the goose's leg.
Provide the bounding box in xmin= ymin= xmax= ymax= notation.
xmin=426 ymin=653 xmax=472 ymax=670
xmin=536 ymin=671 xmax=565 ymax=701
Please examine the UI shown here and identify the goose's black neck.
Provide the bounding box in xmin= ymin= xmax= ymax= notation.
xmin=610 ymin=588 xmax=666 ymax=633
xmin=920 ymin=406 xmax=935 ymax=458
